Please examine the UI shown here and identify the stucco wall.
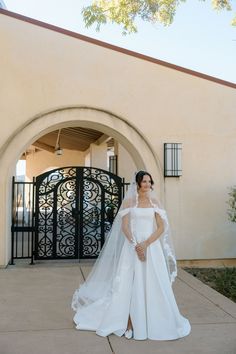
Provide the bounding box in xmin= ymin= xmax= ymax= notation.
xmin=117 ymin=143 xmax=137 ymax=183
xmin=25 ymin=149 xmax=85 ymax=180
xmin=0 ymin=11 xmax=236 ymax=266
xmin=90 ymin=143 xmax=107 ymax=170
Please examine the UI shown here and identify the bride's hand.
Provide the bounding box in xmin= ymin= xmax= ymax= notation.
xmin=135 ymin=242 xmax=147 ymax=262
xmin=136 ymin=241 xmax=148 ymax=253
xmin=136 ymin=249 xmax=145 ymax=261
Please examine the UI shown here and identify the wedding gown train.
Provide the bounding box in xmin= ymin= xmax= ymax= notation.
xmin=72 ymin=207 xmax=191 ymax=340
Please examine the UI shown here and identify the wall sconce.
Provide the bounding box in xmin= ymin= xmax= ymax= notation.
xmin=164 ymin=143 xmax=182 ymax=177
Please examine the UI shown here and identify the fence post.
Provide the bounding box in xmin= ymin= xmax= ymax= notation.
xmin=30 ymin=177 xmax=36 ymax=265
xmin=10 ymin=176 xmax=15 ymax=265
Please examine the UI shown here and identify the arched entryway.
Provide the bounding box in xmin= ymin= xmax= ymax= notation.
xmin=0 ymin=107 xmax=163 ymax=266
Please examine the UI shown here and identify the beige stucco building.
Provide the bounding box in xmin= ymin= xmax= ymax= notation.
xmin=0 ymin=8 xmax=236 ymax=267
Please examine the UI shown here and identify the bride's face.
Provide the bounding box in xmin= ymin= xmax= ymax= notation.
xmin=139 ymin=175 xmax=152 ymax=192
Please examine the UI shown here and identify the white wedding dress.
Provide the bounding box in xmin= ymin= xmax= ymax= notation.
xmin=73 ymin=207 xmax=191 ymax=340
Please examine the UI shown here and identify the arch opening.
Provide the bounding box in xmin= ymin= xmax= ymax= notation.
xmin=0 ymin=107 xmax=162 ymax=266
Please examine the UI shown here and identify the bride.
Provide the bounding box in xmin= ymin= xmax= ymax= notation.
xmin=72 ymin=170 xmax=191 ymax=340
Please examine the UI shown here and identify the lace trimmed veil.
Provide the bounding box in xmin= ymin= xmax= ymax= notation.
xmin=72 ymin=172 xmax=177 ymax=312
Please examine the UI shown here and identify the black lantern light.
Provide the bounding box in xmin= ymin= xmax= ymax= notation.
xmin=164 ymin=143 xmax=182 ymax=177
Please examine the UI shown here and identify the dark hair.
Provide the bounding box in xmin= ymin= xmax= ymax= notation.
xmin=135 ymin=171 xmax=154 ymax=189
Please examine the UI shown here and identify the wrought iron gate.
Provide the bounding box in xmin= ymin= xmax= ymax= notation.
xmin=11 ymin=177 xmax=35 ymax=264
xmin=11 ymin=167 xmax=124 ymax=263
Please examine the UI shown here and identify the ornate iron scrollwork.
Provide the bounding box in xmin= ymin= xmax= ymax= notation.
xmin=35 ymin=167 xmax=122 ymax=260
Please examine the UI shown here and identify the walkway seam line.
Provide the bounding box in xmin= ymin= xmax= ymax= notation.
xmin=107 ymin=336 xmax=115 ymax=353
xmin=177 ymin=275 xmax=236 ymax=320
xmin=80 ymin=266 xmax=86 ymax=281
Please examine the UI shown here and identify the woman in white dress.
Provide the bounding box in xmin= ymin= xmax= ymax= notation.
xmin=72 ymin=171 xmax=191 ymax=340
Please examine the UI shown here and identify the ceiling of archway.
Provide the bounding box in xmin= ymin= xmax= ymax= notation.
xmin=32 ymin=127 xmax=109 ymax=153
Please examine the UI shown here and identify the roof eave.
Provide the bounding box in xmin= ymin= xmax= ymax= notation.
xmin=0 ymin=8 xmax=235 ymax=89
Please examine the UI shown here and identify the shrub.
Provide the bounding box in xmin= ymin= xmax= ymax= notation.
xmin=227 ymin=186 xmax=236 ymax=222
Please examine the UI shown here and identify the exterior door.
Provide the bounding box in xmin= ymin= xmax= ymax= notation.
xmin=35 ymin=167 xmax=123 ymax=260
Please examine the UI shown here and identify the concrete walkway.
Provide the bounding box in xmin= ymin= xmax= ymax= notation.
xmin=0 ymin=262 xmax=235 ymax=354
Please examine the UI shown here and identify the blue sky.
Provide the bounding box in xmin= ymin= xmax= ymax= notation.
xmin=3 ymin=0 xmax=236 ymax=83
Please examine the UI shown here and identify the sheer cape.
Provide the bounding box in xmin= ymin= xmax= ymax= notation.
xmin=72 ymin=181 xmax=177 ymax=312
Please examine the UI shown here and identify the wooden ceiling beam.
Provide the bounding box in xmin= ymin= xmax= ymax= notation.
xmin=32 ymin=141 xmax=55 ymax=153
xmin=94 ymin=134 xmax=110 ymax=145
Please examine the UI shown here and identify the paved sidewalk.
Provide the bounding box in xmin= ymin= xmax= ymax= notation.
xmin=0 ymin=262 xmax=235 ymax=354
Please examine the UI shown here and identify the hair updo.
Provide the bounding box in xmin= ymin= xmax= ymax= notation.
xmin=135 ymin=171 xmax=154 ymax=189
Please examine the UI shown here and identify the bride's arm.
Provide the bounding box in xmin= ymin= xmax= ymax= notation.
xmin=121 ymin=213 xmax=134 ymax=243
xmin=121 ymin=212 xmax=145 ymax=261
xmin=146 ymin=213 xmax=164 ymax=246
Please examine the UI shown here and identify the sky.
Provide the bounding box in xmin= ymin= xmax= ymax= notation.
xmin=3 ymin=0 xmax=236 ymax=83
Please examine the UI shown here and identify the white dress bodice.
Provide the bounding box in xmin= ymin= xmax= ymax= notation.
xmin=131 ymin=207 xmax=156 ymax=243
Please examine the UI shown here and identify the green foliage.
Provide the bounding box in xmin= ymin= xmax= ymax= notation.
xmin=212 ymin=0 xmax=236 ymax=26
xmin=82 ymin=0 xmax=236 ymax=34
xmin=214 ymin=267 xmax=236 ymax=302
xmin=185 ymin=267 xmax=236 ymax=303
xmin=231 ymin=15 xmax=236 ymax=26
xmin=227 ymin=186 xmax=236 ymax=223
xmin=212 ymin=0 xmax=231 ymax=11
